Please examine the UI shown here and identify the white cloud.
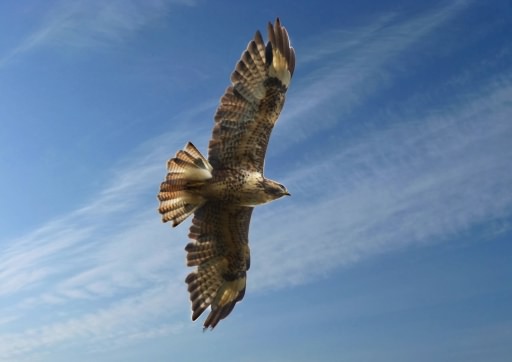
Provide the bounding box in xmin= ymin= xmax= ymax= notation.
xmin=0 ymin=0 xmax=195 ymax=68
xmin=276 ymin=0 xmax=472 ymax=145
xmin=250 ymin=72 xmax=512 ymax=290
xmin=0 ymin=282 xmax=185 ymax=359
xmin=0 ymin=107 xmax=207 ymax=357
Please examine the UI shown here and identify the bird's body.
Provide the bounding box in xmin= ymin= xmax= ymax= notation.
xmin=201 ymin=170 xmax=283 ymax=206
xmin=178 ymin=166 xmax=288 ymax=206
xmin=158 ymin=18 xmax=294 ymax=329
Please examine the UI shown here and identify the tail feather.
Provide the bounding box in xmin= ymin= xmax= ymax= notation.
xmin=166 ymin=142 xmax=213 ymax=182
xmin=158 ymin=142 xmax=212 ymax=227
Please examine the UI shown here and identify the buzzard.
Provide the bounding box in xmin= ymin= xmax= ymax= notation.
xmin=158 ymin=18 xmax=295 ymax=329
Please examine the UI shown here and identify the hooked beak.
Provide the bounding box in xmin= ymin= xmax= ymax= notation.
xmin=284 ymin=191 xmax=291 ymax=196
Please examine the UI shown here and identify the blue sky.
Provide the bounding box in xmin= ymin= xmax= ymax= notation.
xmin=1 ymin=0 xmax=511 ymax=360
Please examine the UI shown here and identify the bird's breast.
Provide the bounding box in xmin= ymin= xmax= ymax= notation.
xmin=201 ymin=170 xmax=269 ymax=206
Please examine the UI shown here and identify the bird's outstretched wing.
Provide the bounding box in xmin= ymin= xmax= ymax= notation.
xmin=208 ymin=18 xmax=295 ymax=173
xmin=185 ymin=202 xmax=253 ymax=329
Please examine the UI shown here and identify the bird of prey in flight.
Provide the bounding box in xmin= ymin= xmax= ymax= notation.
xmin=158 ymin=18 xmax=295 ymax=329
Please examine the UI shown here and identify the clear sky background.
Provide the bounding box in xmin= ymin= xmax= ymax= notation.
xmin=1 ymin=0 xmax=511 ymax=361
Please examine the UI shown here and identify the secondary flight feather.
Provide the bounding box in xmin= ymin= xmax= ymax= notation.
xmin=158 ymin=18 xmax=295 ymax=329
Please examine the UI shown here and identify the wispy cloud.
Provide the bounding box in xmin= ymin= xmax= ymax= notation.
xmin=0 ymin=119 xmax=200 ymax=358
xmin=0 ymin=93 xmax=225 ymax=357
xmin=251 ymin=73 xmax=512 ymax=290
xmin=0 ymin=282 xmax=185 ymax=359
xmin=0 ymin=0 xmax=195 ymax=68
xmin=277 ymin=0 xmax=472 ymax=144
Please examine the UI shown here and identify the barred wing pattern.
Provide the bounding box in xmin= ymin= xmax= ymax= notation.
xmin=208 ymin=18 xmax=295 ymax=172
xmin=185 ymin=203 xmax=253 ymax=329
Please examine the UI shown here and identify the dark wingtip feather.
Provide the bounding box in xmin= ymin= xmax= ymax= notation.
xmin=267 ymin=20 xmax=276 ymax=48
xmin=254 ymin=30 xmax=264 ymax=45
xmin=289 ymin=46 xmax=296 ymax=76
xmin=266 ymin=18 xmax=295 ymax=80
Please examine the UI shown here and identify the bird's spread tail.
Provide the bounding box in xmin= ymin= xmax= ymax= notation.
xmin=158 ymin=142 xmax=213 ymax=227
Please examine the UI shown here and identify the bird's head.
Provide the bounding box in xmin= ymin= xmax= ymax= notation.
xmin=263 ymin=179 xmax=291 ymax=201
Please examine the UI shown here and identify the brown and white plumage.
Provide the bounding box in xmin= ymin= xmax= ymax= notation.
xmin=209 ymin=18 xmax=295 ymax=172
xmin=158 ymin=18 xmax=294 ymax=329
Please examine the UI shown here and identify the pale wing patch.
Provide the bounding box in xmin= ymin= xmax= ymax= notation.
xmin=269 ymin=49 xmax=291 ymax=86
xmin=216 ymin=278 xmax=246 ymax=306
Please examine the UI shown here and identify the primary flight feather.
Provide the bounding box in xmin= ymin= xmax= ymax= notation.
xmin=158 ymin=18 xmax=295 ymax=329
